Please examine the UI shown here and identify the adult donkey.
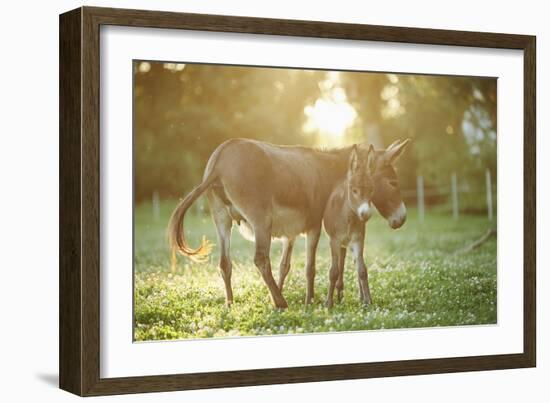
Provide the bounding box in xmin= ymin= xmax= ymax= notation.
xmin=277 ymin=139 xmax=410 ymax=298
xmin=168 ymin=138 xmax=409 ymax=308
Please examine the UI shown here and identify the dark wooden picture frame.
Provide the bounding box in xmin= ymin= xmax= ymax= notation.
xmin=59 ymin=6 xmax=536 ymax=396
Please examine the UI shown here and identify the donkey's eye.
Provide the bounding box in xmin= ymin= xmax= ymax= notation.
xmin=352 ymin=188 xmax=359 ymax=196
xmin=388 ymin=180 xmax=398 ymax=187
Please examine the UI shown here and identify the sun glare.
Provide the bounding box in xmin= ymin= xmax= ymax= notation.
xmin=303 ymin=74 xmax=357 ymax=145
xmin=304 ymin=99 xmax=356 ymax=138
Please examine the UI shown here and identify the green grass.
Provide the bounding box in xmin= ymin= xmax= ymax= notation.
xmin=134 ymin=201 xmax=497 ymax=341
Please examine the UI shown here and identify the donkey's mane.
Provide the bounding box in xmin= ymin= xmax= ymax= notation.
xmin=243 ymin=138 xmax=355 ymax=157
xmin=270 ymin=142 xmax=354 ymax=156
xmin=311 ymin=145 xmax=354 ymax=154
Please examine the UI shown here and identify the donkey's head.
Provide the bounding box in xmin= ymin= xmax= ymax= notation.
xmin=367 ymin=139 xmax=411 ymax=229
xmin=347 ymin=144 xmax=376 ymax=222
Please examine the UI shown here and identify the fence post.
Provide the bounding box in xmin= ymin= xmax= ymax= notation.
xmin=486 ymin=169 xmax=493 ymax=221
xmin=417 ymin=175 xmax=425 ymax=223
xmin=152 ymin=190 xmax=160 ymax=221
xmin=451 ymin=172 xmax=459 ymax=220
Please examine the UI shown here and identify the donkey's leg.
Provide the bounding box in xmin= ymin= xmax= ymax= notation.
xmin=251 ymin=219 xmax=288 ymax=309
xmin=325 ymin=239 xmax=342 ymax=309
xmin=305 ymin=227 xmax=321 ymax=305
xmin=278 ymin=236 xmax=295 ymax=292
xmin=357 ymin=274 xmax=365 ymax=302
xmin=207 ymin=191 xmax=234 ymax=305
xmin=351 ymin=240 xmax=372 ymax=305
xmin=336 ymin=247 xmax=347 ymax=303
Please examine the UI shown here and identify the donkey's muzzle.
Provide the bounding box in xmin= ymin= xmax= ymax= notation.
xmin=389 ymin=216 xmax=406 ymax=229
xmin=359 ymin=212 xmax=372 ymax=221
xmin=388 ymin=202 xmax=407 ymax=229
xmin=357 ymin=202 xmax=372 ymax=222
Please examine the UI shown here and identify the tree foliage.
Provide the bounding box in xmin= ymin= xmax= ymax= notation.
xmin=134 ymin=62 xmax=497 ymax=208
xmin=134 ymin=62 xmax=324 ymax=201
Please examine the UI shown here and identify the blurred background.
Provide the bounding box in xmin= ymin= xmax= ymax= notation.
xmin=132 ymin=61 xmax=498 ymax=339
xmin=133 ymin=61 xmax=497 ymax=219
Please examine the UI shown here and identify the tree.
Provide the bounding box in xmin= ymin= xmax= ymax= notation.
xmin=133 ymin=62 xmax=325 ymax=201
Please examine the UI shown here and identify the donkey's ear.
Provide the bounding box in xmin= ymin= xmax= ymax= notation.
xmin=349 ymin=144 xmax=359 ymax=172
xmin=384 ymin=138 xmax=411 ymax=164
xmin=386 ymin=139 xmax=402 ymax=151
xmin=366 ymin=144 xmax=376 ymax=174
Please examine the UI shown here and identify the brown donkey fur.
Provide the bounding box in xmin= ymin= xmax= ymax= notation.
xmin=168 ymin=138 xmax=354 ymax=308
xmin=323 ymin=145 xmax=376 ymax=308
xmin=277 ymin=139 xmax=411 ymax=299
xmin=168 ymin=138 xmax=410 ymax=308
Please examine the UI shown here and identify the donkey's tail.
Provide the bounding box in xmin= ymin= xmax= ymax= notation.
xmin=167 ymin=173 xmax=217 ymax=266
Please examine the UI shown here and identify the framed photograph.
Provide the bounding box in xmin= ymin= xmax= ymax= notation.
xmin=59 ymin=6 xmax=536 ymax=396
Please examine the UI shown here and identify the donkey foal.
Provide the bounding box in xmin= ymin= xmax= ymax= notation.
xmin=323 ymin=145 xmax=375 ymax=308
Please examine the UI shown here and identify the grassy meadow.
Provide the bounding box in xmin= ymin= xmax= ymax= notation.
xmin=134 ymin=201 xmax=497 ymax=341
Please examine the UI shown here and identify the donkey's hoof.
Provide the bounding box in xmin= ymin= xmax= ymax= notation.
xmin=362 ymin=298 xmax=372 ymax=306
xmin=275 ymin=300 xmax=288 ymax=309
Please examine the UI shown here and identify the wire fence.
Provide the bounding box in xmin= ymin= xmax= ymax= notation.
xmin=404 ymin=168 xmax=495 ymax=222
xmin=150 ymin=168 xmax=496 ymax=222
